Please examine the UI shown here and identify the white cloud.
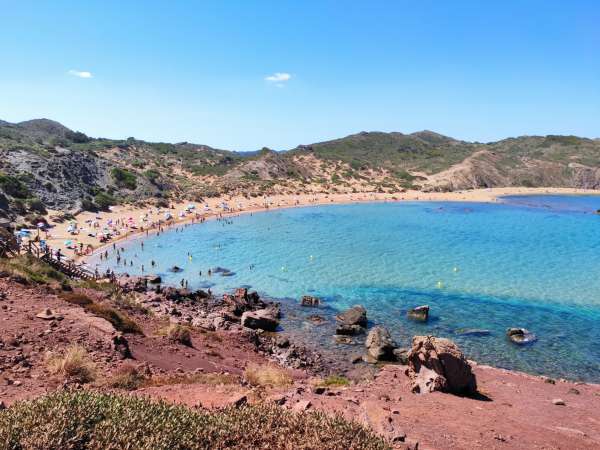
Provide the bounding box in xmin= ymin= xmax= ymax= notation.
xmin=265 ymin=72 xmax=291 ymax=83
xmin=68 ymin=70 xmax=93 ymax=79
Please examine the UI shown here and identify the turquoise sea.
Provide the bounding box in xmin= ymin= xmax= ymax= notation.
xmin=91 ymin=195 xmax=600 ymax=382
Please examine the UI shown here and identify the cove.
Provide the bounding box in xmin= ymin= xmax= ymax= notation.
xmin=91 ymin=196 xmax=600 ymax=382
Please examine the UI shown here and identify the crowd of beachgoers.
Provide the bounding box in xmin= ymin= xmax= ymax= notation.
xmin=14 ymin=186 xmax=594 ymax=274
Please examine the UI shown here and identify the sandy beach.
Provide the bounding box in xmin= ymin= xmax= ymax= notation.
xmin=41 ymin=186 xmax=599 ymax=265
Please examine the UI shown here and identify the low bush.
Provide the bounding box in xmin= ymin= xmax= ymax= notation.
xmin=0 ymin=391 xmax=390 ymax=449
xmin=86 ymin=302 xmax=143 ymax=334
xmin=59 ymin=292 xmax=94 ymax=306
xmin=110 ymin=167 xmax=137 ymax=190
xmin=45 ymin=345 xmax=96 ymax=383
xmin=93 ymin=191 xmax=116 ymax=210
xmin=166 ymin=324 xmax=192 ymax=346
xmin=244 ymin=362 xmax=293 ymax=388
xmin=105 ymin=364 xmax=147 ymax=390
xmin=318 ymin=375 xmax=351 ymax=387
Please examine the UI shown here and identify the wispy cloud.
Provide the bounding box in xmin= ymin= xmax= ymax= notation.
xmin=68 ymin=70 xmax=93 ymax=79
xmin=265 ymin=72 xmax=292 ymax=87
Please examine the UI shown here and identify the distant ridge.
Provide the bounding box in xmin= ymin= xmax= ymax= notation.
xmin=0 ymin=117 xmax=599 ymax=226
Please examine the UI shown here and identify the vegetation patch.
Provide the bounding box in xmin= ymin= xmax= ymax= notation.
xmin=244 ymin=362 xmax=293 ymax=388
xmin=0 ymin=391 xmax=390 ymax=449
xmin=318 ymin=375 xmax=351 ymax=387
xmin=0 ymin=255 xmax=65 ymax=284
xmin=45 ymin=345 xmax=96 ymax=384
xmin=165 ymin=324 xmax=192 ymax=346
xmin=110 ymin=167 xmax=137 ymax=190
xmin=85 ymin=302 xmax=143 ymax=334
xmin=143 ymin=372 xmax=240 ymax=387
xmin=105 ymin=364 xmax=147 ymax=390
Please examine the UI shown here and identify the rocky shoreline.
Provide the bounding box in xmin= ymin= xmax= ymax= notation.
xmin=117 ymin=274 xmax=480 ymax=396
xmin=117 ymin=275 xmax=327 ymax=374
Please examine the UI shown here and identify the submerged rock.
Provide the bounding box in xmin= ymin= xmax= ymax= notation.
xmin=407 ymin=335 xmax=477 ymax=395
xmin=455 ymin=328 xmax=491 ymax=337
xmin=335 ymin=324 xmax=365 ymax=336
xmin=306 ymin=314 xmax=326 ymax=325
xmin=300 ymin=295 xmax=320 ymax=307
xmin=506 ymin=328 xmax=537 ymax=345
xmin=407 ymin=305 xmax=429 ymax=322
xmin=364 ymin=326 xmax=396 ymax=362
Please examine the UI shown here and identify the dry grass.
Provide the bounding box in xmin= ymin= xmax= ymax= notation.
xmin=59 ymin=292 xmax=94 ymax=306
xmin=45 ymin=345 xmax=96 ymax=384
xmin=86 ymin=302 xmax=143 ymax=334
xmin=317 ymin=375 xmax=351 ymax=387
xmin=143 ymin=372 xmax=240 ymax=388
xmin=105 ymin=364 xmax=147 ymax=390
xmin=244 ymin=362 xmax=293 ymax=388
xmin=166 ymin=324 xmax=192 ymax=346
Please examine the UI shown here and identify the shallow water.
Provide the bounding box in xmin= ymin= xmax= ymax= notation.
xmin=91 ymin=195 xmax=600 ymax=381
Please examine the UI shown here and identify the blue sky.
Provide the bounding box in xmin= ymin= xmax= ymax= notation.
xmin=1 ymin=1 xmax=599 ymax=150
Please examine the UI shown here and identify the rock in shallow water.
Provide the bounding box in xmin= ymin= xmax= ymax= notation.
xmin=407 ymin=305 xmax=429 ymax=322
xmin=336 ymin=305 xmax=367 ymax=327
xmin=455 ymin=328 xmax=491 ymax=337
xmin=506 ymin=327 xmax=537 ymax=345
xmin=300 ymin=295 xmax=320 ymax=307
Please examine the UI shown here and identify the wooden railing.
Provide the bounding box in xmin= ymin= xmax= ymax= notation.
xmin=0 ymin=236 xmax=98 ymax=281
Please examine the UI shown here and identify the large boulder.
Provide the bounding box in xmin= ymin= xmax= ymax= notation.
xmin=364 ymin=326 xmax=396 ymax=362
xmin=336 ymin=305 xmax=367 ymax=327
xmin=241 ymin=309 xmax=279 ymax=331
xmin=407 ymin=335 xmax=477 ymax=395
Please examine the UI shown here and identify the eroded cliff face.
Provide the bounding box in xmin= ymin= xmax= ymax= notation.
xmin=422 ymin=150 xmax=600 ymax=192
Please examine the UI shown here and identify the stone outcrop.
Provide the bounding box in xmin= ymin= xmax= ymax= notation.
xmin=407 ymin=335 xmax=477 ymax=395
xmin=364 ymin=326 xmax=396 ymax=362
xmin=241 ymin=309 xmax=279 ymax=331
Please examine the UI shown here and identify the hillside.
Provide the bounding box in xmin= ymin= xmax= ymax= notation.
xmin=1 ymin=118 xmax=599 ymax=227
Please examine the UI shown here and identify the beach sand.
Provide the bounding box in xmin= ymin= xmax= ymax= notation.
xmin=42 ymin=186 xmax=598 ymax=263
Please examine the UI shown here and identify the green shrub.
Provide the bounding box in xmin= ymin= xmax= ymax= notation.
xmin=0 ymin=173 xmax=29 ymax=198
xmin=93 ymin=191 xmax=116 ymax=210
xmin=0 ymin=391 xmax=390 ymax=449
xmin=110 ymin=167 xmax=137 ymax=190
xmin=144 ymin=169 xmax=161 ymax=183
xmin=80 ymin=198 xmax=98 ymax=212
xmin=26 ymin=198 xmax=46 ymax=214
